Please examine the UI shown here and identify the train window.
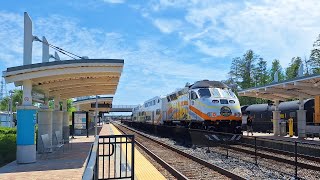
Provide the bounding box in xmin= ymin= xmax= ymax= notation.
xmin=167 ymin=96 xmax=171 ymax=102
xmin=156 ymin=109 xmax=160 ymax=115
xmin=229 ymin=90 xmax=237 ymax=98
xmin=198 ymin=88 xmax=211 ymax=98
xmin=212 ymin=88 xmax=221 ymax=97
xmin=153 ymin=100 xmax=156 ymax=105
xmin=158 ymin=99 xmax=160 ymax=103
xmin=190 ymin=91 xmax=198 ymax=100
xmin=289 ymin=112 xmax=296 ymax=117
xmin=145 ymin=103 xmax=147 ymax=107
xmin=220 ymin=89 xmax=231 ymax=98
xmin=178 ymin=91 xmax=183 ymax=96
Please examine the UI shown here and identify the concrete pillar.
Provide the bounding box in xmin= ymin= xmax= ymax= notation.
xmin=52 ymin=96 xmax=63 ymax=146
xmin=54 ymin=52 xmax=60 ymax=61
xmin=22 ymin=80 xmax=32 ymax=106
xmin=272 ymin=100 xmax=280 ymax=136
xmin=23 ymin=12 xmax=33 ymax=65
xmin=37 ymin=109 xmax=52 ymax=153
xmin=297 ymin=97 xmax=306 ymax=138
xmin=42 ymin=36 xmax=49 ymax=63
xmin=62 ymin=100 xmax=69 ymax=143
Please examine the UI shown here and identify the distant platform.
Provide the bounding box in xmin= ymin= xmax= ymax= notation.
xmin=242 ymin=131 xmax=320 ymax=143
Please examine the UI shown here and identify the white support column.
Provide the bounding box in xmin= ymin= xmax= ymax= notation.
xmin=62 ymin=100 xmax=69 ymax=143
xmin=54 ymin=52 xmax=60 ymax=61
xmin=52 ymin=96 xmax=63 ymax=146
xmin=297 ymin=97 xmax=306 ymax=138
xmin=272 ymin=100 xmax=281 ymax=136
xmin=22 ymin=80 xmax=32 ymax=106
xmin=17 ymin=12 xmax=37 ymax=164
xmin=23 ymin=12 xmax=33 ymax=65
xmin=37 ymin=109 xmax=52 ymax=153
xmin=42 ymin=36 xmax=49 ymax=63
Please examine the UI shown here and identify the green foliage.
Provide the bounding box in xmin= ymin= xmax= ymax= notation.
xmin=269 ymin=59 xmax=285 ymax=82
xmin=0 ymin=89 xmax=22 ymax=112
xmin=309 ymin=34 xmax=320 ymax=74
xmin=0 ymin=127 xmax=16 ymax=167
xmin=0 ymin=127 xmax=16 ymax=134
xmin=285 ymin=57 xmax=302 ymax=79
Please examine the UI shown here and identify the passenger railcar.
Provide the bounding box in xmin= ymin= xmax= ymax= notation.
xmin=132 ymin=80 xmax=242 ymax=133
xmin=242 ymin=99 xmax=315 ymax=134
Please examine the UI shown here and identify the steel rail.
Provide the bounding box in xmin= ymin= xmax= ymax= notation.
xmin=114 ymin=123 xmax=245 ymax=180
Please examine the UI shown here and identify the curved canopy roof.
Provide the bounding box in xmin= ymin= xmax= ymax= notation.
xmin=3 ymin=59 xmax=124 ymax=99
xmin=73 ymin=97 xmax=113 ymax=112
xmin=238 ymin=74 xmax=320 ymax=101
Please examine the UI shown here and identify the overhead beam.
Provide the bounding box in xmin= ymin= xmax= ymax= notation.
xmin=60 ymin=91 xmax=115 ymax=99
xmin=48 ymin=84 xmax=118 ymax=92
xmin=35 ymin=76 xmax=119 ymax=89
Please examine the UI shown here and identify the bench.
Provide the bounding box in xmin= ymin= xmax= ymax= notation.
xmin=40 ymin=134 xmax=53 ymax=159
xmin=54 ymin=131 xmax=65 ymax=152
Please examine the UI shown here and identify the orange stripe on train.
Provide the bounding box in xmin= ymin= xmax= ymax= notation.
xmin=189 ymin=105 xmax=241 ymax=121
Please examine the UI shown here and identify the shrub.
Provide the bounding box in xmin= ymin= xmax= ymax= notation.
xmin=0 ymin=134 xmax=16 ymax=167
xmin=0 ymin=127 xmax=16 ymax=135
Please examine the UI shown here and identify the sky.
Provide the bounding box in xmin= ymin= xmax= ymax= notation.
xmin=1 ymin=0 xmax=320 ymax=105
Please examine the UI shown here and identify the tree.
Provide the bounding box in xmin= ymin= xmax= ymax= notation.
xmin=238 ymin=50 xmax=257 ymax=89
xmin=285 ymin=57 xmax=302 ymax=79
xmin=252 ymin=58 xmax=268 ymax=86
xmin=0 ymin=90 xmax=22 ymax=112
xmin=310 ymin=34 xmax=320 ymax=74
xmin=269 ymin=59 xmax=285 ymax=82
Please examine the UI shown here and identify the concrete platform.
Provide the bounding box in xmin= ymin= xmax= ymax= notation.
xmin=242 ymin=131 xmax=320 ymax=157
xmin=99 ymin=123 xmax=166 ymax=180
xmin=0 ymin=135 xmax=95 ymax=180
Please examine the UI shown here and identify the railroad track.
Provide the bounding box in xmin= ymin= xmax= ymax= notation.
xmin=113 ymin=123 xmax=245 ymax=180
xmin=225 ymin=144 xmax=320 ymax=171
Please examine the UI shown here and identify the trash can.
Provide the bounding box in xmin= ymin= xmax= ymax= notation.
xmin=280 ymin=121 xmax=287 ymax=136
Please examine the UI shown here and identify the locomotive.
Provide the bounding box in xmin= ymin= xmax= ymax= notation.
xmin=132 ymin=80 xmax=242 ymax=133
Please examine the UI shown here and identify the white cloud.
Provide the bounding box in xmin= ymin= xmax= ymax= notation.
xmin=102 ymin=0 xmax=125 ymax=4
xmin=0 ymin=11 xmax=227 ymax=105
xmin=146 ymin=0 xmax=320 ymax=65
xmin=152 ymin=18 xmax=182 ymax=34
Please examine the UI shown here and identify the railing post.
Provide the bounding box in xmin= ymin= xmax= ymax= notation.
xmin=255 ymin=137 xmax=257 ymax=165
xmin=131 ymin=136 xmax=135 ymax=180
xmin=295 ymin=141 xmax=298 ymax=179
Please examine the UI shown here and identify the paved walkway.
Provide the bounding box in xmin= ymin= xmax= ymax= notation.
xmin=0 ymin=127 xmax=102 ymax=180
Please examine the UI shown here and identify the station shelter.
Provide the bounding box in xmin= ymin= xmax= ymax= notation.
xmin=238 ymin=72 xmax=320 ymax=138
xmin=2 ymin=12 xmax=124 ymax=164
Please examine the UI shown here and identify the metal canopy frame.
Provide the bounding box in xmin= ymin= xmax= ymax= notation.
xmin=238 ymin=74 xmax=320 ymax=100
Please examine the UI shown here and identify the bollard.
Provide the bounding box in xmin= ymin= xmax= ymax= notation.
xmin=289 ymin=118 xmax=294 ymax=137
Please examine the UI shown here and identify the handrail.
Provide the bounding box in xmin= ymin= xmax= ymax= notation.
xmin=82 ymin=136 xmax=99 ymax=180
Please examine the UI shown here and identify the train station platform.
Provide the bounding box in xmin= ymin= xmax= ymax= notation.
xmin=0 ymin=135 xmax=95 ymax=180
xmin=99 ymin=123 xmax=166 ymax=180
xmin=243 ymin=131 xmax=320 ymax=144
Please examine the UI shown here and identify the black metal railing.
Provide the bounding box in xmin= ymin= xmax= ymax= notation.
xmin=83 ymin=135 xmax=135 ymax=180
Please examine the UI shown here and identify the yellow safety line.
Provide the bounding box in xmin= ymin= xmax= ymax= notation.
xmin=110 ymin=124 xmax=166 ymax=180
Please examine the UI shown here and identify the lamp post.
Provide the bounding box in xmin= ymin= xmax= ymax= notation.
xmin=9 ymin=90 xmax=13 ymax=127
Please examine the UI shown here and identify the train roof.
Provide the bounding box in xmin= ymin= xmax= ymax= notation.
xmin=243 ymin=99 xmax=314 ymax=112
xmin=190 ymin=80 xmax=229 ymax=89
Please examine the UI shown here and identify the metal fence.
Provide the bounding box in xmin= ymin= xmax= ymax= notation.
xmin=122 ymin=121 xmax=320 ymax=179
xmin=83 ymin=135 xmax=135 ymax=180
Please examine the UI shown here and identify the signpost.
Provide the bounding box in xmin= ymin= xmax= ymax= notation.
xmin=72 ymin=111 xmax=89 ymax=137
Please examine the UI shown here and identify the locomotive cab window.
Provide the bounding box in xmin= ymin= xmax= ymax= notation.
xmin=212 ymin=88 xmax=221 ymax=97
xmin=198 ymin=88 xmax=211 ymax=98
xmin=220 ymin=89 xmax=231 ymax=98
xmin=190 ymin=91 xmax=198 ymax=100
